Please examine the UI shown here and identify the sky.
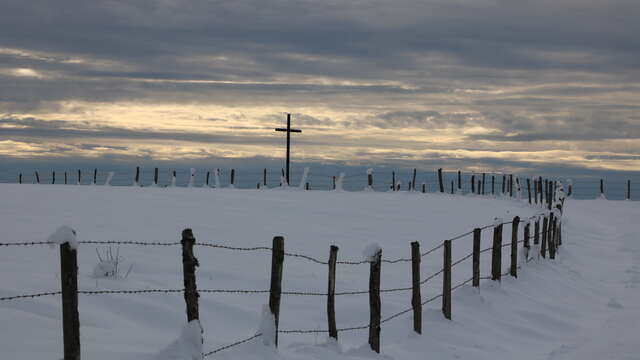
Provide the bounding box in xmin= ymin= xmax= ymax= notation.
xmin=1 ymin=0 xmax=639 ymax=176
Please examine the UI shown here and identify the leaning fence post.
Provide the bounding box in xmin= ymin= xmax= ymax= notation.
xmin=438 ymin=168 xmax=444 ymax=193
xmin=134 ymin=167 xmax=139 ymax=186
xmin=442 ymin=240 xmax=452 ymax=320
xmin=269 ymin=236 xmax=285 ymax=347
xmin=181 ymin=229 xmax=199 ymax=322
xmin=549 ymin=214 xmax=556 ymax=259
xmin=368 ymin=249 xmax=382 ymax=353
xmin=60 ymin=242 xmax=80 ymax=360
xmin=510 ymin=216 xmax=520 ymax=277
xmin=410 ymin=241 xmax=421 ymax=334
xmin=327 ymin=245 xmax=338 ymax=340
xmin=412 ymin=168 xmax=417 ymax=191
xmin=541 ymin=216 xmax=548 ymax=258
xmin=472 ymin=228 xmax=481 ymax=287
xmin=263 ymin=168 xmax=267 ymax=187
xmin=491 ymin=223 xmax=503 ymax=281
xmin=52 ymin=171 xmax=56 ymax=184
xmin=35 ymin=171 xmax=40 ymax=184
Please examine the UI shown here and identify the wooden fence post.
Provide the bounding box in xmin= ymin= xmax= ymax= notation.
xmin=534 ymin=219 xmax=540 ymax=245
xmin=549 ymin=214 xmax=556 ymax=259
xmin=392 ymin=171 xmax=396 ymax=191
xmin=263 ymin=168 xmax=267 ymax=187
xmin=93 ymin=168 xmax=97 ymax=185
xmin=442 ymin=240 xmax=452 ymax=320
xmin=305 ymin=182 xmax=310 ymax=190
xmin=473 ymin=228 xmax=481 ymax=287
xmin=450 ymin=181 xmax=454 ymax=194
xmin=509 ymin=174 xmax=514 ymax=197
xmin=502 ymin=175 xmax=506 ymax=195
xmin=524 ymin=223 xmax=531 ymax=261
xmin=60 ymin=242 xmax=80 ymax=360
xmin=134 ymin=167 xmax=139 ymax=185
xmin=270 ymin=236 xmax=285 ymax=347
xmin=471 ymin=174 xmax=476 ymax=194
xmin=458 ymin=171 xmax=462 ymax=191
xmin=422 ymin=183 xmax=426 ymax=193
xmin=35 ymin=171 xmax=40 ymax=184
xmin=368 ymin=172 xmax=373 ymax=188
xmin=600 ymin=179 xmax=604 ymax=196
xmin=19 ymin=173 xmax=22 ymax=184
xmin=492 ymin=175 xmax=495 ymax=195
xmin=492 ymin=223 xmax=503 ymax=281
xmin=230 ymin=169 xmax=235 ymax=186
xmin=627 ymin=180 xmax=631 ymax=200
xmin=368 ymin=249 xmax=382 ymax=353
xmin=327 ymin=245 xmax=338 ymax=340
xmin=541 ymin=216 xmax=548 ymax=258
xmin=181 ymin=229 xmax=199 ymax=322
xmin=65 ymin=172 xmax=68 ymax=185
xmin=52 ymin=171 xmax=56 ymax=184
xmin=482 ymin=173 xmax=486 ymax=195
xmin=510 ymin=216 xmax=520 ymax=277
xmin=412 ymin=168 xmax=417 ymax=191
xmin=527 ymin=178 xmax=532 ymax=204
xmin=411 ymin=241 xmax=421 ymax=334
xmin=155 ymin=168 xmax=160 ymax=186
xmin=438 ymin=168 xmax=444 ymax=193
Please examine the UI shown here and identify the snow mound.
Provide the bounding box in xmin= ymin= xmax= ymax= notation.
xmin=258 ymin=304 xmax=276 ymax=347
xmin=151 ymin=320 xmax=203 ymax=360
xmin=362 ymin=243 xmax=381 ymax=261
xmin=47 ymin=225 xmax=78 ymax=249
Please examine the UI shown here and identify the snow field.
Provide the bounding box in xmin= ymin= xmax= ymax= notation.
xmin=0 ymin=184 xmax=638 ymax=359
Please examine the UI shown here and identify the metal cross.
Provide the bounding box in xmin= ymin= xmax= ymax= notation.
xmin=275 ymin=113 xmax=302 ymax=185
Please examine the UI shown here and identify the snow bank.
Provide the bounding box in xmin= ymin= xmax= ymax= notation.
xmin=151 ymin=320 xmax=203 ymax=360
xmin=47 ymin=225 xmax=78 ymax=249
xmin=258 ymin=304 xmax=277 ymax=347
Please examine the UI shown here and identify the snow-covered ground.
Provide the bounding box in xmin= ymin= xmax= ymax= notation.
xmin=0 ymin=184 xmax=638 ymax=359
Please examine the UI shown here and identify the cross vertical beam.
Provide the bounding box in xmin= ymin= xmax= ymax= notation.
xmin=275 ymin=114 xmax=302 ymax=185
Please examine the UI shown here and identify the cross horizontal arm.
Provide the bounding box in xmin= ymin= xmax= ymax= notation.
xmin=275 ymin=128 xmax=302 ymax=133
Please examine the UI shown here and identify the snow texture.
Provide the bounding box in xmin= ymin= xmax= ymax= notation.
xmin=362 ymin=242 xmax=381 ymax=261
xmin=187 ymin=168 xmax=195 ymax=188
xmin=334 ymin=172 xmax=345 ymax=191
xmin=151 ymin=320 xmax=203 ymax=360
xmin=258 ymin=304 xmax=277 ymax=347
xmin=298 ymin=167 xmax=309 ymax=189
xmin=46 ymin=225 xmax=78 ymax=249
xmin=105 ymin=172 xmax=115 ymax=186
xmin=214 ymin=169 xmax=221 ymax=188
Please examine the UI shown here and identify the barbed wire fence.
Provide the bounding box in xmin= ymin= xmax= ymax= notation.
xmin=0 ymin=199 xmax=564 ymax=358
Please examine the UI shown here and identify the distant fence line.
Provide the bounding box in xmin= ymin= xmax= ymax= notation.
xmin=1 ymin=194 xmax=566 ymax=359
xmin=13 ymin=166 xmax=631 ymax=200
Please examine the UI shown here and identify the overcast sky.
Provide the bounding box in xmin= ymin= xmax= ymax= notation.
xmin=1 ymin=0 xmax=639 ymax=175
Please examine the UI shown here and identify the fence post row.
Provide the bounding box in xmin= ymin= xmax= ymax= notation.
xmin=181 ymin=229 xmax=200 ymax=323
xmin=60 ymin=242 xmax=80 ymax=360
xmin=410 ymin=241 xmax=422 ymax=334
xmin=510 ymin=216 xmax=520 ymax=277
xmin=368 ymin=249 xmax=382 ymax=353
xmin=472 ymin=228 xmax=481 ymax=287
xmin=491 ymin=223 xmax=503 ymax=281
xmin=327 ymin=246 xmax=338 ymax=340
xmin=442 ymin=240 xmax=452 ymax=320
xmin=269 ymin=236 xmax=285 ymax=347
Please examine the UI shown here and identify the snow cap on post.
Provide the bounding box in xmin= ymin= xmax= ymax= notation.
xmin=493 ymin=217 xmax=503 ymax=227
xmin=47 ymin=225 xmax=78 ymax=249
xmin=362 ymin=242 xmax=382 ymax=261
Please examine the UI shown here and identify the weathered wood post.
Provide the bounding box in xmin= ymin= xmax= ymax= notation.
xmin=509 ymin=174 xmax=514 ymax=197
xmin=442 ymin=240 xmax=452 ymax=320
xmin=492 ymin=175 xmax=495 ymax=195
xmin=181 ymin=229 xmax=199 ymax=322
xmin=332 ymin=176 xmax=336 ymax=190
xmin=368 ymin=249 xmax=382 ymax=353
xmin=19 ymin=173 xmax=22 ymax=184
xmin=368 ymin=172 xmax=373 ymax=188
xmin=533 ymin=179 xmax=538 ymax=204
xmin=392 ymin=171 xmax=396 ymax=191
xmin=549 ymin=214 xmax=556 ymax=259
xmin=422 ymin=183 xmax=426 ymax=193
xmin=482 ymin=173 xmax=486 ymax=195
xmin=458 ymin=170 xmax=462 ymax=191
xmin=438 ymin=168 xmax=444 ymax=193
xmin=548 ymin=180 xmax=553 ymax=210
xmin=628 ymin=180 xmax=631 ymax=200
xmin=527 ymin=178 xmax=532 ymax=204
xmin=52 ymin=171 xmax=56 ymax=184
xmin=471 ymin=174 xmax=476 ymax=194
xmin=478 ymin=180 xmax=482 ymax=195
xmin=502 ymin=175 xmax=506 ymax=195
xmin=155 ymin=168 xmax=159 ymax=186
xmin=60 ymin=241 xmax=80 ymax=360
xmin=35 ymin=171 xmax=40 ymax=184
xmin=134 ymin=167 xmax=139 ymax=186
xmin=524 ymin=222 xmax=531 ymax=261
xmin=534 ymin=219 xmax=540 ymax=245
xmin=538 ymin=176 xmax=543 ymax=204
xmin=411 ymin=241 xmax=422 ymax=334
xmin=263 ymin=168 xmax=267 ymax=187
xmin=93 ymin=168 xmax=97 ymax=185
xmin=327 ymin=245 xmax=338 ymax=340
xmin=492 ymin=223 xmax=503 ymax=281
xmin=600 ymin=179 xmax=604 ymax=197
xmin=305 ymin=182 xmax=310 ymax=190
xmin=412 ymin=168 xmax=417 ymax=191
xmin=472 ymin=228 xmax=481 ymax=287
xmin=270 ymin=236 xmax=285 ymax=347
xmin=206 ymin=171 xmax=211 ymax=187
xmin=541 ymin=216 xmax=548 ymax=258
xmin=230 ymin=169 xmax=235 ymax=187
xmin=510 ymin=216 xmax=520 ymax=277
xmin=64 ymin=172 xmax=68 ymax=185
xmin=450 ymin=181 xmax=454 ymax=194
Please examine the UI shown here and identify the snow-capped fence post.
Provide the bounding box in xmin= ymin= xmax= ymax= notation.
xmin=410 ymin=241 xmax=421 ymax=334
xmin=627 ymin=180 xmax=631 ymax=200
xmin=367 ymin=172 xmax=373 ymax=189
xmin=510 ymin=216 xmax=520 ymax=277
xmin=472 ymin=228 xmax=481 ymax=287
xmin=134 ymin=167 xmax=140 ymax=186
xmin=411 ymin=168 xmax=417 ymax=191
xmin=60 ymin=242 xmax=80 ymax=360
xmin=35 ymin=171 xmax=40 ymax=184
xmin=181 ymin=229 xmax=199 ymax=322
xmin=442 ymin=240 xmax=452 ymax=320
xmin=541 ymin=216 xmax=548 ymax=258
xmin=527 ymin=179 xmax=532 ymax=204
xmin=269 ymin=236 xmax=285 ymax=347
xmin=368 ymin=248 xmax=382 ymax=353
xmin=491 ymin=223 xmax=503 ymax=281
xmin=327 ymin=245 xmax=338 ymax=340
xmin=437 ymin=168 xmax=444 ymax=193
xmin=154 ymin=168 xmax=159 ymax=186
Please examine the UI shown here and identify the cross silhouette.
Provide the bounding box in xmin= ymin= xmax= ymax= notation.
xmin=275 ymin=113 xmax=302 ymax=185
